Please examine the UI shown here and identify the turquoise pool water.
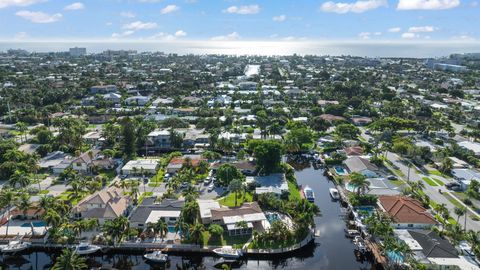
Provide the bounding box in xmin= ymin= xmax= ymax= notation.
xmin=21 ymin=221 xmax=47 ymax=227
xmin=168 ymin=226 xmax=177 ymax=233
xmin=334 ymin=166 xmax=347 ymax=175
xmin=266 ymin=213 xmax=280 ymax=224
xmin=354 ymin=206 xmax=376 ymax=215
xmin=387 ymin=251 xmax=404 ymax=263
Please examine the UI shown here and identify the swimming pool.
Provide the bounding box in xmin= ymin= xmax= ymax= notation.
xmin=387 ymin=251 xmax=404 ymax=264
xmin=21 ymin=221 xmax=47 ymax=227
xmin=354 ymin=206 xmax=376 ymax=216
xmin=168 ymin=226 xmax=177 ymax=233
xmin=266 ymin=213 xmax=280 ymax=224
xmin=334 ymin=166 xmax=347 ymax=175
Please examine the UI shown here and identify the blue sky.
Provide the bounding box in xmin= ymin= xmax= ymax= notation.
xmin=0 ymin=0 xmax=479 ymax=42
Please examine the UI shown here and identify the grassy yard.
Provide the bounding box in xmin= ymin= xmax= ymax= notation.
xmin=138 ymin=191 xmax=154 ymax=204
xmin=201 ymin=231 xmax=250 ymax=248
xmin=445 ymin=193 xmax=464 ymax=209
xmin=57 ymin=191 xmax=87 ymax=205
xmin=288 ymin=181 xmax=301 ymax=200
xmin=392 ymin=169 xmax=405 ymax=178
xmin=422 ymin=177 xmax=439 ymax=187
xmin=38 ymin=190 xmax=49 ymax=195
xmin=218 ymin=192 xmax=253 ymax=207
xmin=150 ymin=168 xmax=165 ymax=183
xmin=428 ymin=170 xmax=450 ymax=179
xmin=389 ymin=179 xmax=406 ymax=186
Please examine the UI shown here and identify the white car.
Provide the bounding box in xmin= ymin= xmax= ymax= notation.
xmin=208 ymin=183 xmax=215 ymax=192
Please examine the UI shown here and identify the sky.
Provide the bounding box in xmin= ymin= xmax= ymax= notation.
xmin=0 ymin=0 xmax=479 ymax=42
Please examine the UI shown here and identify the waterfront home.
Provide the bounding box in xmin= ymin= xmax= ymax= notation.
xmin=198 ymin=199 xmax=221 ymax=224
xmin=71 ymin=150 xmax=115 ymax=174
xmin=451 ymin=168 xmax=480 ymax=190
xmin=394 ymin=230 xmax=479 ymax=269
xmin=344 ymin=157 xmax=379 ymax=178
xmin=378 ymin=196 xmax=437 ymax=229
xmin=72 ymin=187 xmax=131 ymax=225
xmin=0 ymin=206 xmax=48 ymax=237
xmin=121 ymin=159 xmax=159 ymax=176
xmin=246 ymin=174 xmax=289 ymax=197
xmin=211 ymin=161 xmax=257 ymax=176
xmin=129 ymin=198 xmax=184 ymax=229
xmin=210 ymin=202 xmax=270 ymax=236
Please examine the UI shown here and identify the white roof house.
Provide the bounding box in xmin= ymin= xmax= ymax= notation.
xmin=121 ymin=159 xmax=159 ymax=175
xmin=458 ymin=141 xmax=480 ymax=156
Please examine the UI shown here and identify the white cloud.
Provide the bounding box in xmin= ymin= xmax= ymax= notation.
xmin=401 ymin=32 xmax=419 ymax=39
xmin=111 ymin=30 xmax=135 ymax=38
xmin=358 ymin=32 xmax=371 ymax=39
xmin=223 ymin=5 xmax=260 ymax=15
xmin=373 ymin=31 xmax=382 ymax=35
xmin=120 ymin=11 xmax=135 ymax=18
xmin=211 ymin=32 xmax=240 ymax=41
xmin=0 ymin=0 xmax=45 ymax=8
xmin=122 ymin=21 xmax=158 ymax=30
xmin=160 ymin=4 xmax=179 ymax=14
xmin=397 ymin=0 xmax=460 ymax=10
xmin=174 ymin=30 xmax=187 ymax=37
xmin=272 ymin=15 xmax=286 ymax=22
xmin=14 ymin=31 xmax=28 ymax=39
xmin=16 ymin=10 xmax=62 ymax=23
xmin=408 ymin=26 xmax=437 ymax=32
xmin=64 ymin=2 xmax=84 ymax=11
xmin=320 ymin=0 xmax=387 ymax=13
xmin=388 ymin=27 xmax=401 ymax=32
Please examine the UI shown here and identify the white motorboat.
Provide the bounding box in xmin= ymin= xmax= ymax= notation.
xmin=354 ymin=236 xmax=368 ymax=253
xmin=344 ymin=229 xmax=360 ymax=238
xmin=329 ymin=188 xmax=340 ymax=200
xmin=1 ymin=240 xmax=31 ymax=253
xmin=302 ymin=186 xmax=315 ymax=202
xmin=144 ymin=250 xmax=168 ymax=263
xmin=74 ymin=242 xmax=102 ymax=255
xmin=212 ymin=246 xmax=243 ymax=259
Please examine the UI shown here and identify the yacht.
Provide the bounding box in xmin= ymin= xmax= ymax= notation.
xmin=144 ymin=250 xmax=168 ymax=263
xmin=302 ymin=186 xmax=315 ymax=202
xmin=1 ymin=240 xmax=31 ymax=253
xmin=329 ymin=188 xmax=340 ymax=200
xmin=74 ymin=242 xmax=102 ymax=255
xmin=353 ymin=236 xmax=368 ymax=253
xmin=344 ymin=229 xmax=360 ymax=238
xmin=213 ymin=246 xmax=243 ymax=259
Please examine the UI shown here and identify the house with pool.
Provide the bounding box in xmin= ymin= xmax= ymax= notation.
xmin=129 ymin=198 xmax=184 ymax=231
xmin=344 ymin=156 xmax=380 ymax=178
xmin=209 ymin=202 xmax=271 ymax=236
xmin=0 ymin=206 xmax=48 ymax=237
xmin=378 ymin=195 xmax=437 ymax=229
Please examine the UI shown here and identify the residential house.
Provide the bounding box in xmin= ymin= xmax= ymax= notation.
xmin=38 ymin=151 xmax=73 ymax=174
xmin=121 ymin=159 xmax=159 ymax=175
xmin=351 ymin=116 xmax=373 ymax=126
xmin=378 ymin=195 xmax=437 ymax=229
xmin=210 ymin=202 xmax=270 ymax=236
xmin=125 ymin=95 xmax=151 ymax=106
xmin=344 ymin=146 xmax=364 ymax=156
xmin=246 ymin=173 xmax=289 ymax=196
xmin=72 ymin=187 xmax=131 ymax=224
xmin=129 ymin=198 xmax=184 ymax=229
xmin=451 ymin=169 xmax=480 ymax=190
xmin=90 ymin=85 xmax=117 ymax=94
xmin=71 ymin=150 xmax=115 ymax=174
xmin=344 ymin=156 xmax=379 ymax=178
xmin=166 ymin=155 xmax=204 ymax=173
xmin=458 ymin=141 xmax=480 ymax=156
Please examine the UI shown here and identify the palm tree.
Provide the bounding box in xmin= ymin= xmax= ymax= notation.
xmin=43 ymin=209 xmax=62 ymax=227
xmin=15 ymin=122 xmax=28 ymax=143
xmin=17 ymin=193 xmax=31 ymax=219
xmin=208 ymin=224 xmax=224 ymax=242
xmin=154 ymin=218 xmax=169 ymax=241
xmin=188 ymin=222 xmax=205 ymax=246
xmin=52 ymin=248 xmax=87 ymax=270
xmin=439 ymin=157 xmax=453 ymax=175
xmin=0 ymin=189 xmax=18 ymax=237
xmin=454 ymin=206 xmax=467 ymax=228
xmin=349 ymin=172 xmax=370 ymax=195
xmin=182 ymin=185 xmax=200 ymax=202
xmin=466 ymin=230 xmax=480 ymax=257
xmin=8 ymin=170 xmax=31 ymax=188
xmin=228 ymin=179 xmax=244 ymax=207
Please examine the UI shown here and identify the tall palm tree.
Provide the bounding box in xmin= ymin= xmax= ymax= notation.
xmin=8 ymin=170 xmax=31 ymax=189
xmin=154 ymin=219 xmax=169 ymax=241
xmin=43 ymin=209 xmax=62 ymax=227
xmin=182 ymin=185 xmax=200 ymax=202
xmin=52 ymin=248 xmax=87 ymax=270
xmin=188 ymin=222 xmax=205 ymax=246
xmin=349 ymin=172 xmax=370 ymax=195
xmin=228 ymin=179 xmax=244 ymax=207
xmin=17 ymin=193 xmax=31 ymax=219
xmin=174 ymin=218 xmax=188 ymax=239
xmin=454 ymin=206 xmax=467 ymax=228
xmin=0 ymin=189 xmax=18 ymax=237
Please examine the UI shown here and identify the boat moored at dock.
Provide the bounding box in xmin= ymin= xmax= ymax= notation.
xmin=302 ymin=185 xmax=315 ymax=202
xmin=212 ymin=246 xmax=243 ymax=259
xmin=1 ymin=240 xmax=31 ymax=253
xmin=329 ymin=188 xmax=340 ymax=200
xmin=74 ymin=242 xmax=102 ymax=255
xmin=144 ymin=250 xmax=168 ymax=263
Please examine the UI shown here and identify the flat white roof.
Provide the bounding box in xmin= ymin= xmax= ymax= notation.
xmin=222 ymin=213 xmax=266 ymax=225
xmin=198 ymin=199 xmax=220 ymax=219
xmin=122 ymin=159 xmax=159 ymax=170
xmin=394 ymin=230 xmax=423 ymax=251
xmin=146 ymin=210 xmax=181 ymax=223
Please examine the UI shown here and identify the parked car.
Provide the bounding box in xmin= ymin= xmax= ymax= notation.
xmin=203 ymin=177 xmax=211 ymax=185
xmin=387 ymin=175 xmax=398 ymax=180
xmin=208 ymin=183 xmax=215 ymax=192
xmin=445 ymin=182 xmax=461 ymax=190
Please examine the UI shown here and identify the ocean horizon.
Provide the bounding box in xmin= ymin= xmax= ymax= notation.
xmin=1 ymin=40 xmax=479 ymax=58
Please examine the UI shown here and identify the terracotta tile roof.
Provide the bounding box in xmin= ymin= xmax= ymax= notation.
xmin=344 ymin=146 xmax=364 ymax=156
xmin=378 ymin=195 xmax=437 ymax=225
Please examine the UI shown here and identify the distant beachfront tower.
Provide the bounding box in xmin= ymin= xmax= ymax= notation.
xmin=69 ymin=47 xmax=87 ymax=57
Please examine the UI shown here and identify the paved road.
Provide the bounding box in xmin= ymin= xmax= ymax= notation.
xmin=386 ymin=151 xmax=480 ymax=231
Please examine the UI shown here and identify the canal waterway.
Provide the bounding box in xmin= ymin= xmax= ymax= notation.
xmin=0 ymin=160 xmax=376 ymax=269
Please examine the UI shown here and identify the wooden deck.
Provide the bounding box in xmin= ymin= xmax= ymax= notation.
xmin=365 ymin=239 xmax=388 ymax=267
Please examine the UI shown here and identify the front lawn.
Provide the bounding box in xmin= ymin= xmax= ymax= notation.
xmin=201 ymin=231 xmax=250 ymax=248
xmin=218 ymin=192 xmax=253 ymax=207
xmin=428 ymin=170 xmax=450 ymax=179
xmin=422 ymin=177 xmax=438 ymax=187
